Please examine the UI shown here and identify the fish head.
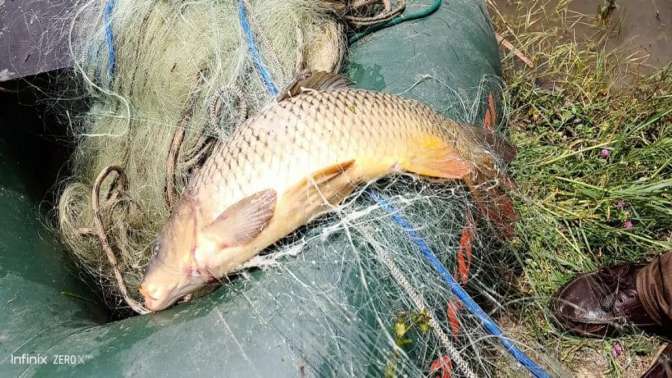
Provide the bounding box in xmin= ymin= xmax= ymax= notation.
xmin=140 ymin=189 xmax=278 ymax=312
xmin=139 ymin=197 xmax=209 ymax=311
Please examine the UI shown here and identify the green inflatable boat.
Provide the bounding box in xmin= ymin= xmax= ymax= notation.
xmin=0 ymin=1 xmax=536 ymax=376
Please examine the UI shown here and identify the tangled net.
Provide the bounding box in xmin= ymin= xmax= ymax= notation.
xmin=58 ymin=0 xmax=347 ymax=309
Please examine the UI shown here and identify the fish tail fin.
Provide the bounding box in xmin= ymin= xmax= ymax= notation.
xmin=401 ymin=134 xmax=517 ymax=239
xmin=483 ymin=93 xmax=498 ymax=131
xmin=457 ymin=127 xmax=517 ymax=238
xmin=469 ymin=125 xmax=517 ymax=164
xmin=479 ymin=92 xmax=517 ymax=164
xmin=464 ymin=171 xmax=517 ymax=239
xmin=464 ymin=120 xmax=518 ymax=238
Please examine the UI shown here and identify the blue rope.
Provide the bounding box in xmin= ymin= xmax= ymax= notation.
xmin=368 ymin=192 xmax=550 ymax=378
xmin=238 ymin=0 xmax=279 ymax=97
xmin=103 ymin=0 xmax=117 ymax=80
xmin=237 ymin=2 xmax=550 ymax=377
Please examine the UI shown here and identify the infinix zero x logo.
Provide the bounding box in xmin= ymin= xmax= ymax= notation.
xmin=9 ymin=353 xmax=92 ymax=365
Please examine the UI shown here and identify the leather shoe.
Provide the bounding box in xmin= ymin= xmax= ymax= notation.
xmin=550 ymin=263 xmax=671 ymax=339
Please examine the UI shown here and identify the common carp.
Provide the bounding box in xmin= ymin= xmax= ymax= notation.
xmin=139 ymin=72 xmax=516 ymax=311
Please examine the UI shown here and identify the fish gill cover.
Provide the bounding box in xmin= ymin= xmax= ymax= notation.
xmin=49 ymin=0 xmax=560 ymax=376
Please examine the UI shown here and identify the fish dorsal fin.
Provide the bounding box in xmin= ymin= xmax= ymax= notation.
xmin=202 ymin=189 xmax=277 ymax=248
xmin=277 ymin=70 xmax=351 ymax=102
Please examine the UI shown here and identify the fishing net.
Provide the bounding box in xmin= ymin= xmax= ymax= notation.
xmin=58 ymin=0 xmax=347 ymax=309
xmin=198 ymin=80 xmax=560 ymax=377
xmin=51 ymin=0 xmax=563 ymax=376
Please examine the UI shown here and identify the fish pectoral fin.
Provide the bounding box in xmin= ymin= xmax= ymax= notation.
xmin=402 ymin=136 xmax=474 ymax=180
xmin=277 ymin=71 xmax=352 ymax=102
xmin=283 ymin=160 xmax=357 ymax=217
xmin=202 ymin=189 xmax=277 ymax=248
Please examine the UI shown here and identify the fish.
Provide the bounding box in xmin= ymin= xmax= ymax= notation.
xmin=139 ymin=72 xmax=516 ymax=311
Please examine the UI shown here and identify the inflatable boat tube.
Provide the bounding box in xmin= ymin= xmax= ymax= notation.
xmin=0 ymin=1 xmax=502 ymax=376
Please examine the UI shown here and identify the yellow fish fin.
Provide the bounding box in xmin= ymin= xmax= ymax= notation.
xmin=402 ymin=135 xmax=473 ymax=180
xmin=401 ymin=134 xmax=517 ymax=238
xmin=282 ymin=160 xmax=357 ymax=218
xmin=277 ymin=71 xmax=351 ymax=102
xmin=202 ymin=189 xmax=277 ymax=248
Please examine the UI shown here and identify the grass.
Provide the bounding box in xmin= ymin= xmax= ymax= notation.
xmin=489 ymin=1 xmax=672 ymax=375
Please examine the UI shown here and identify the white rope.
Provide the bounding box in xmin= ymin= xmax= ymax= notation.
xmin=373 ymin=243 xmax=477 ymax=378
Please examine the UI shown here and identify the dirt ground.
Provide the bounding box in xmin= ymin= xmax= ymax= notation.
xmin=494 ymin=0 xmax=672 ymax=72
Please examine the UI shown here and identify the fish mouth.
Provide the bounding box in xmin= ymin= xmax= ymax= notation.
xmin=139 ymin=284 xmax=179 ymax=312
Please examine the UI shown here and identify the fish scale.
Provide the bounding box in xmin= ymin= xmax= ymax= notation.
xmin=190 ymin=89 xmax=458 ymax=219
